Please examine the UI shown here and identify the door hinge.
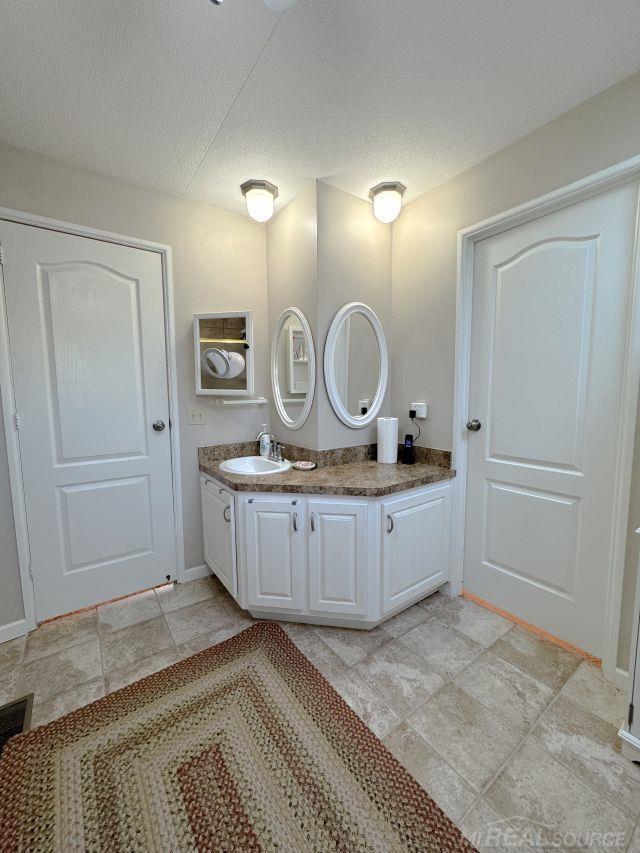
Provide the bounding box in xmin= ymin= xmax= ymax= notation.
xmin=28 ymin=563 xmax=35 ymax=582
xmin=12 ymin=411 xmax=19 ymax=431
xmin=629 ymin=703 xmax=634 ymax=727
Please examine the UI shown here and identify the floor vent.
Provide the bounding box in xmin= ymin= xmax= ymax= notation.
xmin=0 ymin=694 xmax=33 ymax=755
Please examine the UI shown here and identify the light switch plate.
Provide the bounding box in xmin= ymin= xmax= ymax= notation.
xmin=187 ymin=407 xmax=206 ymax=425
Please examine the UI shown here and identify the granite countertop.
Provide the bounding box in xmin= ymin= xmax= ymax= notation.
xmin=199 ymin=459 xmax=455 ymax=497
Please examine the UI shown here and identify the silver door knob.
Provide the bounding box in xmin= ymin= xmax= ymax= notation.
xmin=466 ymin=419 xmax=481 ymax=432
xmin=152 ymin=420 xmax=166 ymax=432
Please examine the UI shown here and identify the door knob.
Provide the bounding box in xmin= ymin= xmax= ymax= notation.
xmin=152 ymin=420 xmax=166 ymax=432
xmin=466 ymin=419 xmax=481 ymax=432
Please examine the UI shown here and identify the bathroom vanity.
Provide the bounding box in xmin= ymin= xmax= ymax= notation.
xmin=199 ymin=298 xmax=454 ymax=627
xmin=199 ymin=457 xmax=454 ymax=628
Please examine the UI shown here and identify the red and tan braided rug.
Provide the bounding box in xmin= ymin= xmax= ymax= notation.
xmin=0 ymin=622 xmax=475 ymax=852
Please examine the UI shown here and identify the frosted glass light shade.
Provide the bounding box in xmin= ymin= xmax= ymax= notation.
xmin=240 ymin=180 xmax=278 ymax=223
xmin=369 ymin=181 xmax=407 ymax=224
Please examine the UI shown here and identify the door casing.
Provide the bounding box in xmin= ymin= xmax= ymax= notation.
xmin=452 ymin=154 xmax=640 ymax=689
xmin=0 ymin=207 xmax=185 ymax=642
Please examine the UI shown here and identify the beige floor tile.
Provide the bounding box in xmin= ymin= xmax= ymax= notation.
xmin=164 ymin=596 xmax=234 ymax=645
xmin=490 ymin=627 xmax=580 ymax=691
xmin=0 ymin=635 xmax=26 ymax=673
xmin=355 ymin=641 xmax=445 ymax=716
xmin=407 ymin=682 xmax=521 ymax=791
xmin=155 ymin=577 xmax=217 ymax=613
xmin=383 ymin=722 xmax=476 ymax=822
xmin=285 ymin=630 xmax=347 ymax=679
xmin=218 ymin=589 xmax=255 ymax=621
xmin=105 ymin=648 xmax=183 ymax=693
xmin=314 ymin=624 xmax=392 ymax=667
xmin=560 ymin=660 xmax=628 ymax=727
xmin=176 ymin=618 xmax=257 ymax=658
xmin=24 ymin=609 xmax=98 ymax=662
xmin=100 ymin=616 xmax=173 ymax=673
xmin=454 ymin=651 xmax=554 ymax=733
xmin=328 ymin=669 xmax=400 ymax=738
xmin=31 ymin=677 xmax=105 ymax=727
xmin=0 ymin=669 xmax=16 ymax=704
xmin=15 ymin=639 xmax=102 ymax=702
xmin=460 ymin=799 xmax=536 ymax=852
xmin=381 ymin=604 xmax=430 ymax=638
xmin=417 ymin=589 xmax=450 ymax=615
xmin=98 ymin=589 xmax=162 ymax=633
xmin=438 ymin=598 xmax=513 ymax=647
xmin=629 ymin=823 xmax=640 ymax=853
xmin=485 ymin=740 xmax=634 ymax=850
xmin=530 ymin=695 xmax=640 ymax=819
xmin=399 ymin=617 xmax=483 ymax=678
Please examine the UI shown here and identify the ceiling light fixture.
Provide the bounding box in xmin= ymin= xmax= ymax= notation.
xmin=240 ymin=179 xmax=279 ymax=222
xmin=369 ymin=181 xmax=407 ymax=224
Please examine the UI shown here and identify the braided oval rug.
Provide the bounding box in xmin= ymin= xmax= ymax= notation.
xmin=0 ymin=622 xmax=476 ymax=852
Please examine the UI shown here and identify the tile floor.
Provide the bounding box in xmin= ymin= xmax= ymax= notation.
xmin=0 ymin=577 xmax=638 ymax=851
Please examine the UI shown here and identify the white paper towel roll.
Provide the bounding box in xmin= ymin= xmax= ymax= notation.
xmin=377 ymin=417 xmax=399 ymax=464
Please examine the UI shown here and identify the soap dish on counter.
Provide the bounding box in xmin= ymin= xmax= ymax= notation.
xmin=292 ymin=460 xmax=317 ymax=471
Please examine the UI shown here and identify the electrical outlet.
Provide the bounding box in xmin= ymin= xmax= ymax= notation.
xmin=187 ymin=407 xmax=207 ymax=425
xmin=410 ymin=401 xmax=428 ymax=419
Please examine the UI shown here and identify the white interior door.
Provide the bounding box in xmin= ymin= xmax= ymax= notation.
xmin=464 ymin=183 xmax=639 ymax=657
xmin=1 ymin=221 xmax=177 ymax=621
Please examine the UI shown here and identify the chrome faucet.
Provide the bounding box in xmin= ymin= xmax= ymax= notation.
xmin=269 ymin=439 xmax=284 ymax=462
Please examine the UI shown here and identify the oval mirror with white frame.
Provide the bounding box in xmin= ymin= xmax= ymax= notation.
xmin=271 ymin=307 xmax=316 ymax=430
xmin=324 ymin=302 xmax=389 ymax=428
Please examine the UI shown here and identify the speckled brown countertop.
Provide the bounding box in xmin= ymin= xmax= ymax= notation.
xmin=199 ymin=459 xmax=455 ymax=497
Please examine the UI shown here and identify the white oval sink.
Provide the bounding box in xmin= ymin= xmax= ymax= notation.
xmin=220 ymin=456 xmax=292 ymax=476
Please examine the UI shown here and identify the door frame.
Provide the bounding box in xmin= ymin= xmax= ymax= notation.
xmin=0 ymin=207 xmax=185 ymax=641
xmin=451 ymin=154 xmax=640 ymax=689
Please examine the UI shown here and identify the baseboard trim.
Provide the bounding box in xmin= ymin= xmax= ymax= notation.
xmin=179 ymin=564 xmax=211 ymax=583
xmin=619 ymin=726 xmax=640 ymax=763
xmin=0 ymin=618 xmax=29 ymax=644
xmin=462 ymin=589 xmax=601 ymax=666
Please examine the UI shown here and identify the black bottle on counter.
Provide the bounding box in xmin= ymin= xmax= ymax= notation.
xmin=401 ymin=433 xmax=415 ymax=465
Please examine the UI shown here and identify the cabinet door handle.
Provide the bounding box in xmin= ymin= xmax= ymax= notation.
xmin=386 ymin=514 xmax=394 ymax=534
xmin=310 ymin=512 xmax=315 ymax=532
xmin=223 ymin=505 xmax=231 ymax=523
xmin=205 ymin=479 xmax=213 ymax=487
xmin=292 ymin=512 xmax=298 ymax=532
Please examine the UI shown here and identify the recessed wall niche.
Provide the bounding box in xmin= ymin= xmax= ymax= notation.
xmin=193 ymin=311 xmax=254 ymax=396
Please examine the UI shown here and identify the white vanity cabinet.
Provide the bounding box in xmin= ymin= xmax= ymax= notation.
xmin=201 ymin=478 xmax=237 ymax=597
xmin=244 ymin=498 xmax=305 ymax=612
xmin=201 ymin=474 xmax=452 ymax=628
xmin=308 ymin=499 xmax=369 ymax=616
xmin=381 ymin=483 xmax=451 ymax=614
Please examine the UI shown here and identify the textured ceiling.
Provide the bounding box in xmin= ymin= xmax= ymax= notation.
xmin=1 ymin=0 xmax=640 ymax=217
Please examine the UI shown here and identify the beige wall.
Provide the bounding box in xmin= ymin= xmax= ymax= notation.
xmin=0 ymin=143 xmax=268 ymax=630
xmin=316 ymin=182 xmax=392 ymax=450
xmin=266 ymin=183 xmax=319 ymax=449
xmin=266 ymin=181 xmax=392 ymax=451
xmin=391 ymin=71 xmax=640 ymax=669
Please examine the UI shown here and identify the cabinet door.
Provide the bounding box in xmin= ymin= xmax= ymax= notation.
xmin=245 ymin=498 xmax=305 ymax=611
xmin=382 ymin=484 xmax=451 ymax=614
xmin=308 ymin=500 xmax=368 ymax=616
xmin=201 ymin=479 xmax=237 ymax=597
